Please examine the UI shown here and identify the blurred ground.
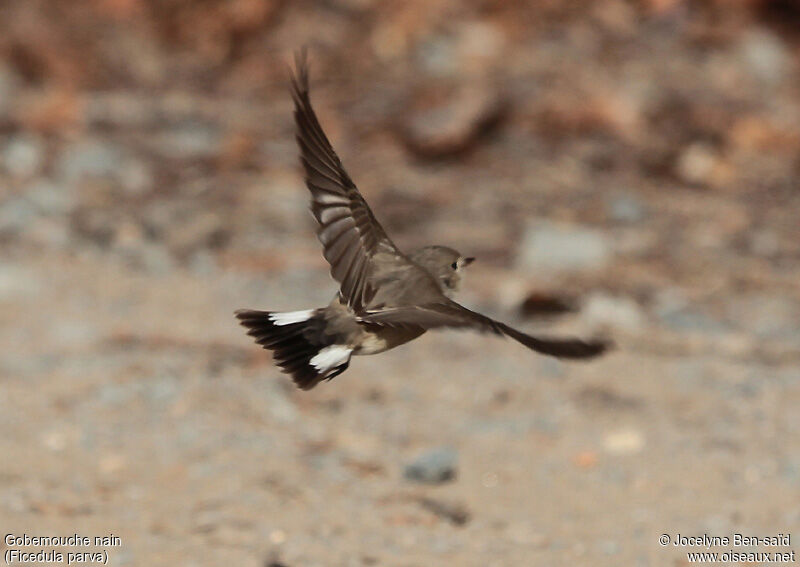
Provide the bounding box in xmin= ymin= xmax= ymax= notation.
xmin=1 ymin=1 xmax=799 ymax=566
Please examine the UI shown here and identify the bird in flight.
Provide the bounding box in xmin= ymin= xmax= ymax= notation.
xmin=236 ymin=51 xmax=610 ymax=390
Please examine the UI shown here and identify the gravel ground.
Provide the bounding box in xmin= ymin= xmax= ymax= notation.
xmin=1 ymin=1 xmax=800 ymax=566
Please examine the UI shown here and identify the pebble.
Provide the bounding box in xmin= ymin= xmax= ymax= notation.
xmin=403 ymin=447 xmax=458 ymax=484
xmin=739 ymin=28 xmax=791 ymax=86
xmin=583 ymin=293 xmax=646 ymax=332
xmin=56 ymin=140 xmax=124 ymax=183
xmin=2 ymin=135 xmax=45 ymax=178
xmin=416 ymin=497 xmax=470 ymax=526
xmin=606 ymin=193 xmax=646 ymax=223
xmin=602 ymin=429 xmax=645 ymax=456
xmin=118 ymin=159 xmax=153 ymax=195
xmin=659 ymin=309 xmax=729 ymax=334
xmin=516 ymin=221 xmax=612 ymax=274
xmin=0 ymin=197 xmax=37 ymax=235
xmin=675 ymin=142 xmax=717 ymax=186
xmin=0 ymin=265 xmax=43 ymax=300
xmin=653 ymin=289 xmax=729 ymax=334
xmin=153 ymin=123 xmax=222 ymax=161
xmin=166 ymin=212 xmax=228 ymax=255
xmin=400 ymin=83 xmax=506 ymax=159
xmin=26 ymin=181 xmax=74 ymax=215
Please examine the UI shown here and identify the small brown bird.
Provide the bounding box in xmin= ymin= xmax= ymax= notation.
xmin=236 ymin=52 xmax=609 ymax=390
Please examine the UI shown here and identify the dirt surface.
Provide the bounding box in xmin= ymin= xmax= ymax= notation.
xmin=1 ymin=1 xmax=799 ymax=566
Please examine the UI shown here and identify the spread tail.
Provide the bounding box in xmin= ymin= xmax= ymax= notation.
xmin=235 ymin=309 xmax=352 ymax=390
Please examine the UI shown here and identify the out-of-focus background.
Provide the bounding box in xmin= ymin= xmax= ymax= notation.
xmin=1 ymin=1 xmax=799 ymax=565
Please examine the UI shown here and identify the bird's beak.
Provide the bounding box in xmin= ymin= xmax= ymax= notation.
xmin=462 ymin=257 xmax=475 ymax=267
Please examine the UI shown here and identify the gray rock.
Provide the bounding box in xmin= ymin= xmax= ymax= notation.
xmin=137 ymin=243 xmax=175 ymax=274
xmin=56 ymin=140 xmax=124 ymax=183
xmin=607 ymin=193 xmax=646 ymax=223
xmin=166 ymin=212 xmax=227 ymax=255
xmin=403 ymin=447 xmax=458 ymax=484
xmin=118 ymin=159 xmax=153 ymax=196
xmin=416 ymin=496 xmax=470 ymax=526
xmin=583 ymin=293 xmax=646 ymax=331
xmin=400 ymin=83 xmax=507 ymax=159
xmin=26 ymin=217 xmax=71 ymax=249
xmin=0 ymin=265 xmax=43 ymax=299
xmin=653 ymin=289 xmax=729 ymax=334
xmin=2 ymin=135 xmax=45 ymax=178
xmin=739 ymin=28 xmax=791 ymax=86
xmin=517 ymin=221 xmax=612 ymax=274
xmin=153 ymin=123 xmax=222 ymax=161
xmin=747 ymin=229 xmax=780 ymax=257
xmin=25 ymin=181 xmax=74 ymax=215
xmin=0 ymin=197 xmax=37 ymax=235
xmin=659 ymin=309 xmax=728 ymax=334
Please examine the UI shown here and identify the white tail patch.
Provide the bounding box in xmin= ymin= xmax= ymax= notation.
xmin=310 ymin=345 xmax=352 ymax=372
xmin=269 ymin=310 xmax=314 ymax=326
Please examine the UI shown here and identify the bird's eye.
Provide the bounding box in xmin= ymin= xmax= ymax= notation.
xmin=451 ymin=262 xmax=458 ymax=270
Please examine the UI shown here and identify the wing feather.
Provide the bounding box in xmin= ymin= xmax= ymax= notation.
xmin=290 ymin=50 xmax=399 ymax=313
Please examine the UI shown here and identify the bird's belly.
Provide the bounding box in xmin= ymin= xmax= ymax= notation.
xmin=355 ymin=325 xmax=425 ymax=355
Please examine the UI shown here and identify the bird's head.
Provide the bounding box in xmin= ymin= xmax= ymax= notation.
xmin=409 ymin=245 xmax=475 ymax=295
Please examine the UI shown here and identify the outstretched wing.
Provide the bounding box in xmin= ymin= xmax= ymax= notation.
xmin=290 ymin=50 xmax=398 ymax=312
xmin=359 ymin=300 xmax=610 ymax=359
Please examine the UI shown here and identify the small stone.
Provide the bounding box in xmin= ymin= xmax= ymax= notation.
xmin=400 ymin=83 xmax=507 ymax=159
xmin=659 ymin=309 xmax=728 ymax=334
xmin=739 ymin=28 xmax=791 ymax=86
xmin=114 ymin=220 xmax=146 ymax=250
xmin=26 ymin=181 xmax=74 ymax=215
xmin=403 ymin=447 xmax=458 ymax=484
xmin=138 ymin=243 xmax=174 ymax=274
xmin=56 ymin=140 xmax=124 ymax=183
xmin=2 ymin=135 xmax=45 ymax=178
xmin=748 ymin=229 xmax=780 ymax=256
xmin=457 ymin=21 xmax=505 ymax=62
xmin=98 ymin=454 xmax=127 ymax=475
xmin=602 ymin=429 xmax=645 ymax=455
xmin=119 ymin=159 xmax=153 ymax=195
xmin=607 ymin=193 xmax=646 ymax=223
xmin=27 ymin=217 xmax=70 ymax=248
xmin=416 ymin=497 xmax=470 ymax=526
xmin=154 ymin=123 xmax=222 ymax=161
xmin=653 ymin=289 xmax=729 ymax=334
xmin=166 ymin=212 xmax=228 ymax=255
xmin=583 ymin=293 xmax=646 ymax=332
xmin=676 ymin=142 xmax=717 ymax=186
xmin=516 ymin=221 xmax=612 ymax=274
xmin=268 ymin=529 xmax=287 ymax=544
xmin=42 ymin=429 xmax=70 ymax=452
xmin=0 ymin=265 xmax=43 ymax=299
xmin=0 ymin=198 xmax=37 ymax=235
